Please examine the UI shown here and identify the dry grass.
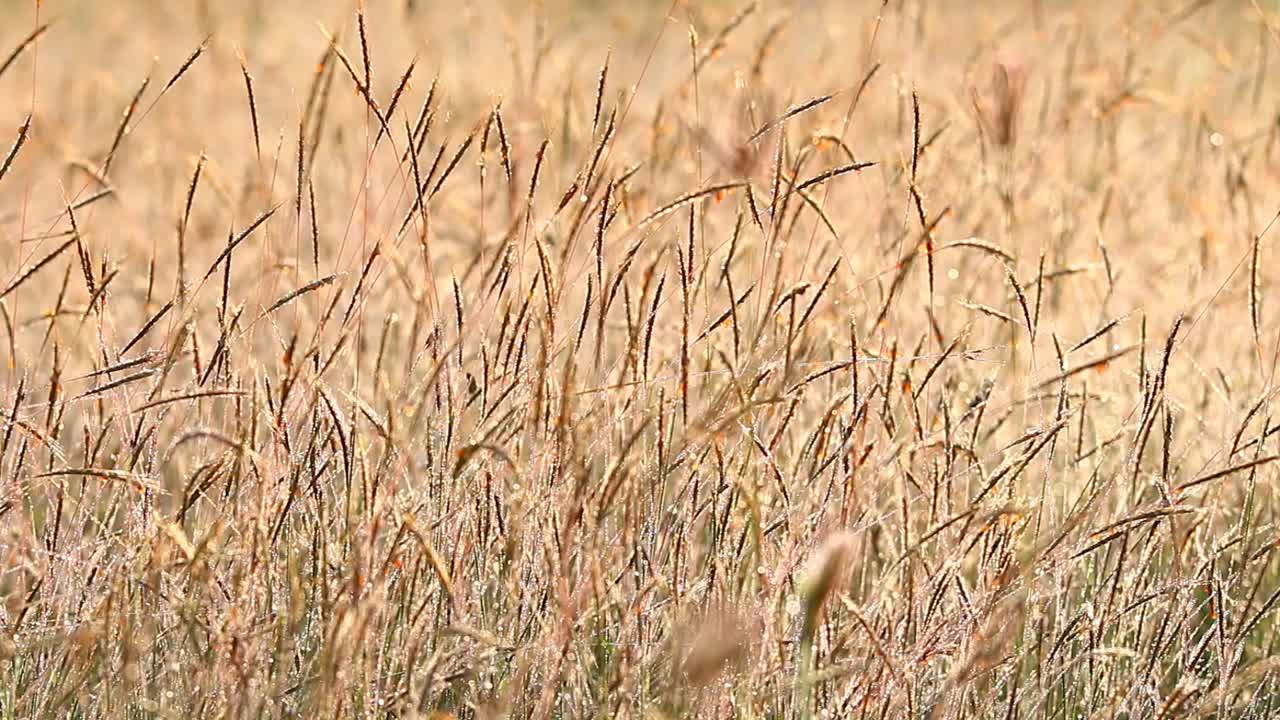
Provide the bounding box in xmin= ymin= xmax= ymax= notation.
xmin=2 ymin=0 xmax=1280 ymax=717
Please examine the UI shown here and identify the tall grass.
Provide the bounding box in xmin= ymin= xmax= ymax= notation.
xmin=2 ymin=0 xmax=1280 ymax=717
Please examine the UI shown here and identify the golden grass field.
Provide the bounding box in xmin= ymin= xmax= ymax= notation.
xmin=2 ymin=0 xmax=1280 ymax=717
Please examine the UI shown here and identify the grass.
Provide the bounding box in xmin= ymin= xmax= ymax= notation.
xmin=2 ymin=0 xmax=1280 ymax=717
